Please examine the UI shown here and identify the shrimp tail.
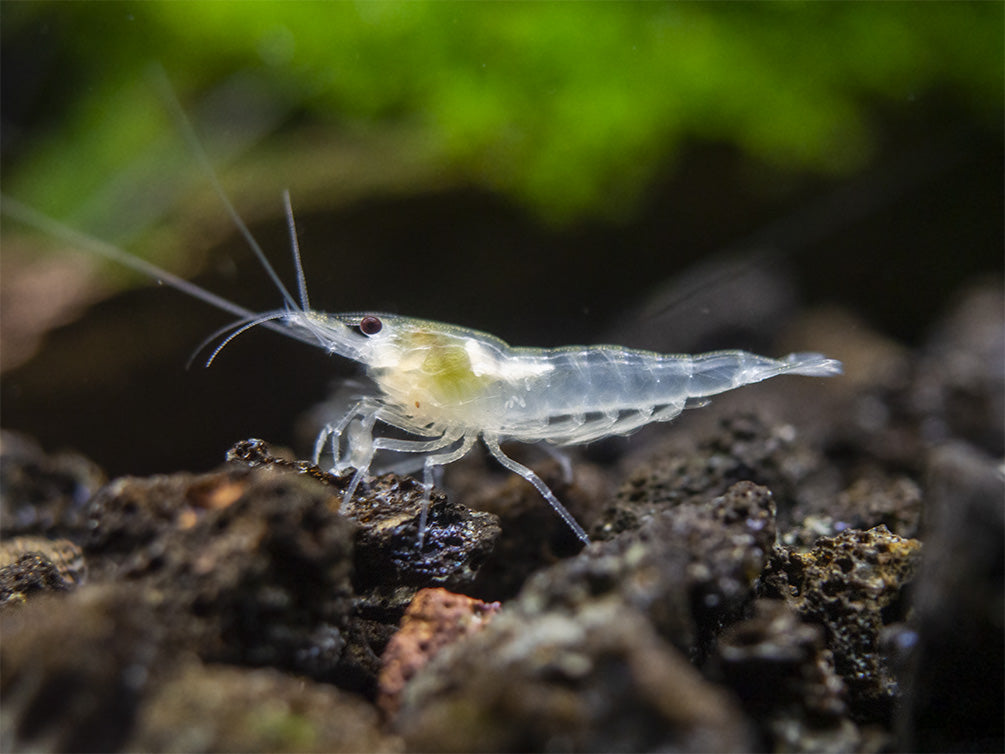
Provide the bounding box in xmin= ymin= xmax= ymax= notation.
xmin=779 ymin=352 xmax=844 ymax=377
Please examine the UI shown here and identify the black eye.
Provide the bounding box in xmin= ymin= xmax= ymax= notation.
xmin=359 ymin=316 xmax=383 ymax=335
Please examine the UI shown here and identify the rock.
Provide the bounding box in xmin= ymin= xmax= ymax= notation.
xmin=378 ymin=588 xmax=501 ymax=718
xmin=461 ymin=455 xmax=605 ymax=600
xmin=128 ymin=661 xmax=402 ymax=753
xmin=228 ymin=439 xmax=503 ymax=598
xmin=0 ymin=586 xmax=163 ymax=753
xmin=913 ymin=283 xmax=1004 ymax=455
xmin=762 ymin=525 xmax=922 ymax=720
xmin=609 ymin=413 xmax=825 ymax=538
xmin=709 ymin=599 xmax=862 ymax=753
xmin=0 ymin=537 xmax=86 ymax=607
xmin=86 ymin=465 xmax=359 ymax=685
xmin=0 ymin=430 xmax=105 ymax=540
xmin=346 ymin=471 xmax=501 ymax=596
xmin=782 ymin=472 xmax=922 ymax=548
xmin=520 ymin=481 xmax=777 ymax=660
xmin=391 ymin=481 xmax=776 ymax=751
xmin=395 ymin=598 xmax=753 ymax=753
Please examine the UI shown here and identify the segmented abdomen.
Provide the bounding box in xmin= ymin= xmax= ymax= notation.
xmin=495 ymin=347 xmax=841 ymax=444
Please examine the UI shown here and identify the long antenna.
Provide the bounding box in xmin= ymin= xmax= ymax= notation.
xmin=146 ymin=64 xmax=303 ymax=313
xmin=0 ymin=196 xmax=321 ymax=350
xmin=283 ymin=189 xmax=311 ymax=311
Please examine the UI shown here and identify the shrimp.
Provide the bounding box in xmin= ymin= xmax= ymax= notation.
xmin=312 ymin=315 xmax=841 ymax=545
xmin=3 ymin=192 xmax=841 ymax=546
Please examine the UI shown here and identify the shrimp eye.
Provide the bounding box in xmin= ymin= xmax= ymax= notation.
xmin=359 ymin=316 xmax=383 ymax=336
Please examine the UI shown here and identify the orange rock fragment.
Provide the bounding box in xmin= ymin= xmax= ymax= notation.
xmin=377 ymin=587 xmax=500 ymax=718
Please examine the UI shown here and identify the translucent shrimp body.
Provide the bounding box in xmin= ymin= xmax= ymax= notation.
xmin=307 ymin=312 xmax=842 ymax=543
xmin=2 ymin=196 xmax=842 ymax=546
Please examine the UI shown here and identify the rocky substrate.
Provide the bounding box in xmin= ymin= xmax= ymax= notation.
xmin=1 ymin=284 xmax=1001 ymax=753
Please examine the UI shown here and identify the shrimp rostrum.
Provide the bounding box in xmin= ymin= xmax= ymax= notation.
xmin=2 ymin=195 xmax=842 ymax=546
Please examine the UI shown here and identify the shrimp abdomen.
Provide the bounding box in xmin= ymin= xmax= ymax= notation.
xmin=498 ymin=347 xmax=841 ymax=444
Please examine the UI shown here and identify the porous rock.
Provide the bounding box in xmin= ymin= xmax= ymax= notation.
xmin=608 ymin=413 xmax=823 ymax=537
xmin=378 ymin=587 xmax=501 ymax=718
xmin=346 ymin=471 xmax=501 ymax=596
xmin=913 ymin=282 xmax=1003 ymax=456
xmin=781 ymin=472 xmax=922 ymax=548
xmin=462 ymin=456 xmax=605 ymax=600
xmin=763 ymin=525 xmax=921 ymax=720
xmin=709 ymin=599 xmax=861 ymax=753
xmin=0 ymin=536 xmax=86 ymax=607
xmin=228 ymin=439 xmax=502 ymax=599
xmin=520 ymin=480 xmax=777 ymax=660
xmin=0 ymin=430 xmax=106 ymax=540
xmin=395 ymin=598 xmax=753 ymax=753
xmin=85 ymin=464 xmax=360 ymax=685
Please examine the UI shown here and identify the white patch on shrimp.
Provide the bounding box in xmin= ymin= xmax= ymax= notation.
xmin=465 ymin=339 xmax=554 ymax=381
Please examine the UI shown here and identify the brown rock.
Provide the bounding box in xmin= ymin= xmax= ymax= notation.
xmin=763 ymin=525 xmax=922 ymax=720
xmin=395 ymin=599 xmax=753 ymax=752
xmin=129 ymin=662 xmax=402 ymax=753
xmin=0 ymin=536 xmax=86 ymax=607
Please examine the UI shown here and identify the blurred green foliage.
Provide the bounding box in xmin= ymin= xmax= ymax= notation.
xmin=3 ymin=1 xmax=1002 ymax=225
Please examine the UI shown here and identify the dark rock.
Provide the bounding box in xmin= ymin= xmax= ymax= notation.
xmin=462 ymin=456 xmax=604 ymax=600
xmin=609 ymin=413 xmax=824 ymax=537
xmin=780 ymin=308 xmax=925 ymax=475
xmin=913 ymin=283 xmax=1004 ymax=456
xmin=395 ymin=599 xmax=754 ymax=753
xmin=0 ymin=537 xmax=86 ymax=607
xmin=709 ymin=599 xmax=862 ymax=752
xmin=127 ymin=661 xmax=402 ymax=753
xmin=224 ymin=440 xmax=504 ymax=693
xmin=227 ymin=437 xmax=346 ymax=484
xmin=87 ymin=466 xmax=359 ymax=685
xmin=0 ymin=430 xmax=106 ymax=540
xmin=391 ymin=481 xmax=775 ymax=751
xmin=0 ymin=586 xmax=163 ymax=753
xmin=519 ymin=480 xmax=777 ymax=661
xmin=225 ymin=439 xmax=503 ymax=695
xmin=83 ymin=469 xmax=253 ymax=567
xmin=762 ymin=525 xmax=922 ymax=721
xmin=782 ymin=472 xmax=922 ymax=548
xmin=345 ymin=471 xmax=501 ymax=596
xmin=801 ymin=285 xmax=1004 ymax=477
xmin=227 ymin=439 xmax=503 ymax=598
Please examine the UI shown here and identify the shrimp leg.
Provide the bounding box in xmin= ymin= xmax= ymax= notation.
xmin=346 ymin=428 xmax=475 ymax=547
xmin=314 ymin=398 xmax=373 ymax=469
xmin=416 ymin=434 xmax=477 ymax=546
xmin=334 ymin=406 xmax=402 ymax=493
xmin=334 ymin=412 xmax=450 ymax=499
xmin=483 ymin=434 xmax=590 ymax=545
xmin=341 ymin=411 xmax=379 ymax=507
xmin=315 ymin=397 xmax=442 ymax=471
